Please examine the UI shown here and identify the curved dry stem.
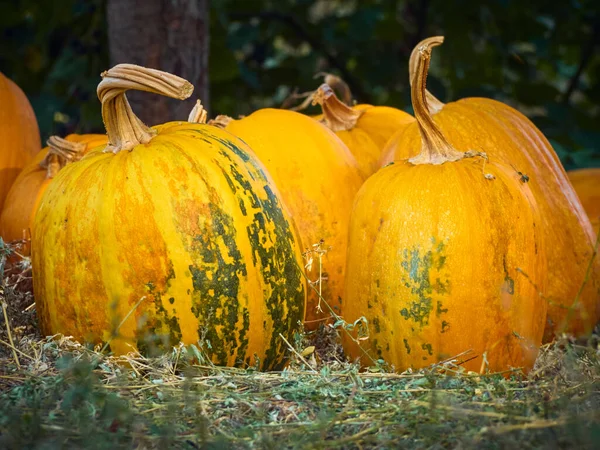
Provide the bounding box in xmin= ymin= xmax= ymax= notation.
xmin=408 ymin=37 xmax=464 ymax=166
xmin=208 ymin=115 xmax=234 ymax=129
xmin=97 ymin=64 xmax=194 ymax=153
xmin=409 ymin=36 xmax=446 ymax=114
xmin=280 ymin=72 xmax=353 ymax=112
xmin=312 ymin=83 xmax=362 ymax=132
xmin=317 ymin=72 xmax=353 ymax=106
xmin=188 ymin=100 xmax=208 ymax=124
xmin=40 ymin=136 xmax=87 ymax=178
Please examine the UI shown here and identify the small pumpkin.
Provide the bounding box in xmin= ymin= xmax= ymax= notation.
xmin=32 ymin=64 xmax=306 ymax=370
xmin=380 ymin=37 xmax=600 ymax=342
xmin=342 ymin=38 xmax=547 ymax=374
xmin=0 ymin=72 xmax=41 ymax=213
xmin=203 ymin=108 xmax=364 ymax=329
xmin=0 ymin=134 xmax=107 ymax=254
xmin=567 ymin=168 xmax=600 ymax=236
xmin=312 ymin=84 xmax=414 ymax=178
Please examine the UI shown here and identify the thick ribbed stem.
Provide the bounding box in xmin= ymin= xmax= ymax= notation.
xmin=408 ymin=37 xmax=465 ymax=165
xmin=97 ymin=64 xmax=194 ymax=153
xmin=408 ymin=36 xmax=446 ymax=114
xmin=312 ymin=83 xmax=362 ymax=132
xmin=39 ymin=136 xmax=87 ymax=178
xmin=187 ymin=100 xmax=208 ymax=124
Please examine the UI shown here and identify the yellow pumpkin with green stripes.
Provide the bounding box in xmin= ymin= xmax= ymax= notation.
xmin=31 ymin=65 xmax=307 ymax=370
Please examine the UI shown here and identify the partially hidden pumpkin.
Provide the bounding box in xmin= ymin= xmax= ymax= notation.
xmin=204 ymin=108 xmax=364 ymax=329
xmin=0 ymin=134 xmax=107 ymax=254
xmin=312 ymin=84 xmax=414 ymax=178
xmin=0 ymin=72 xmax=41 ymax=213
xmin=380 ymin=37 xmax=600 ymax=343
xmin=32 ymin=64 xmax=306 ymax=370
xmin=567 ymin=168 xmax=600 ymax=236
xmin=343 ymin=38 xmax=547 ymax=374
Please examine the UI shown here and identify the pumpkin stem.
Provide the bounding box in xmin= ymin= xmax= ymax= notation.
xmin=208 ymin=115 xmax=234 ymax=128
xmin=408 ymin=37 xmax=465 ymax=166
xmin=97 ymin=64 xmax=194 ymax=153
xmin=280 ymin=73 xmax=353 ymax=111
xmin=312 ymin=83 xmax=362 ymax=132
xmin=317 ymin=72 xmax=353 ymax=106
xmin=39 ymin=136 xmax=86 ymax=178
xmin=409 ymin=36 xmax=446 ymax=114
xmin=187 ymin=99 xmax=208 ymax=124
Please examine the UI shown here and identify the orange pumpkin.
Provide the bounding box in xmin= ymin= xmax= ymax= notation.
xmin=204 ymin=109 xmax=364 ymax=329
xmin=312 ymin=84 xmax=414 ymax=178
xmin=567 ymin=168 xmax=600 ymax=236
xmin=0 ymin=134 xmax=107 ymax=254
xmin=0 ymin=72 xmax=41 ymax=213
xmin=380 ymin=37 xmax=600 ymax=342
xmin=343 ymin=37 xmax=547 ymax=374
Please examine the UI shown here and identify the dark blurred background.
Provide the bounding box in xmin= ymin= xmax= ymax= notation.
xmin=1 ymin=0 xmax=599 ymax=169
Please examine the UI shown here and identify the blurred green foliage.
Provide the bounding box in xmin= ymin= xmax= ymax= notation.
xmin=1 ymin=0 xmax=599 ymax=169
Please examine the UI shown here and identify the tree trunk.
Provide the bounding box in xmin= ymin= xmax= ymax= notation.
xmin=106 ymin=0 xmax=209 ymax=126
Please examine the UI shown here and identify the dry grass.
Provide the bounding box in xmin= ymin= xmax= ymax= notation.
xmin=1 ymin=240 xmax=599 ymax=449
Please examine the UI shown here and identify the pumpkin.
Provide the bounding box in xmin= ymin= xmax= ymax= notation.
xmin=312 ymin=84 xmax=414 ymax=178
xmin=0 ymin=72 xmax=41 ymax=213
xmin=0 ymin=134 xmax=107 ymax=254
xmin=380 ymin=37 xmax=600 ymax=342
xmin=32 ymin=64 xmax=307 ymax=370
xmin=203 ymin=108 xmax=364 ymax=329
xmin=567 ymin=168 xmax=600 ymax=236
xmin=342 ymin=38 xmax=547 ymax=374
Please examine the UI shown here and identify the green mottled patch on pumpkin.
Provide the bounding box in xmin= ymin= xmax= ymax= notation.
xmin=372 ymin=317 xmax=381 ymax=333
xmin=403 ymin=339 xmax=411 ymax=354
xmin=189 ymin=203 xmax=247 ymax=365
xmin=434 ymin=279 xmax=450 ymax=295
xmin=246 ymin=183 xmax=305 ymax=371
xmin=190 ymin=128 xmax=252 ymax=164
xmin=168 ymin=130 xmax=304 ymax=370
xmin=137 ymin=264 xmax=182 ymax=356
xmin=399 ymin=238 xmax=450 ymax=328
xmin=422 ymin=343 xmax=433 ymax=356
xmin=436 ymin=301 xmax=448 ymax=316
xmin=214 ymin=134 xmax=252 ymax=163
xmin=236 ymin=307 xmax=250 ymax=365
xmin=219 ymin=147 xmax=304 ymax=370
xmin=441 ymin=320 xmax=450 ymax=333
